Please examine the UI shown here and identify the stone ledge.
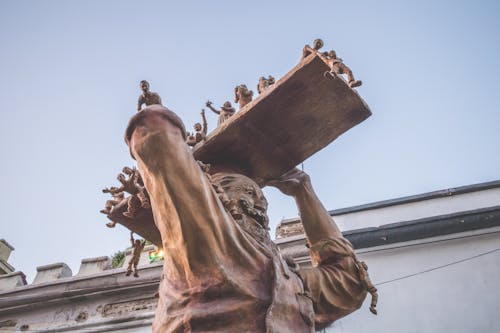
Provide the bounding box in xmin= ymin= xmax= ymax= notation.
xmin=0 ymin=271 xmax=27 ymax=291
xmin=78 ymin=256 xmax=111 ymax=276
xmin=33 ymin=262 xmax=72 ymax=284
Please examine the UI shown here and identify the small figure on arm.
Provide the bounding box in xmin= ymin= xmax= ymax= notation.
xmin=137 ymin=80 xmax=162 ymax=111
xmin=126 ymin=231 xmax=146 ymax=278
xmin=100 ymin=186 xmax=125 ymax=227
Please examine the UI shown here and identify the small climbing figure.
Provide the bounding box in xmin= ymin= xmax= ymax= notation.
xmin=126 ymin=231 xmax=146 ymax=278
xmin=323 ymin=50 xmax=362 ymax=88
xmin=206 ymin=100 xmax=236 ymax=126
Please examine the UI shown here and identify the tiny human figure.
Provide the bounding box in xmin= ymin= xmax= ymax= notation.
xmin=126 ymin=232 xmax=146 ymax=277
xmin=234 ymin=84 xmax=253 ymax=109
xmin=105 ymin=167 xmax=150 ymax=219
xmin=301 ymin=38 xmax=324 ymax=60
xmin=137 ymin=80 xmax=162 ymax=111
xmin=206 ymin=100 xmax=236 ymax=126
xmin=187 ymin=109 xmax=208 ymax=147
xmin=323 ymin=50 xmax=362 ymax=88
xmin=100 ymin=187 xmax=126 ymax=227
xmin=355 ymin=260 xmax=379 ymax=315
xmin=257 ymin=75 xmax=275 ymax=94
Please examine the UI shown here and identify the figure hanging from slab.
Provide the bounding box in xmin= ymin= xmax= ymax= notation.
xmin=187 ymin=109 xmax=208 ymax=146
xmin=234 ymin=84 xmax=253 ymax=109
xmin=137 ymin=80 xmax=163 ymax=111
xmin=126 ymin=231 xmax=146 ymax=277
xmin=206 ymin=100 xmax=236 ymax=126
xmin=322 ymin=50 xmax=362 ymax=88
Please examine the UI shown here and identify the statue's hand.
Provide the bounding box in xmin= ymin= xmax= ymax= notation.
xmin=267 ymin=168 xmax=311 ymax=197
xmin=206 ymin=101 xmax=212 ymax=107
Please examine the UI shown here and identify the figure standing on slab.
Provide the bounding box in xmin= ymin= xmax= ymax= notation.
xmin=126 ymin=231 xmax=146 ymax=277
xmin=257 ymin=75 xmax=275 ymax=94
xmin=187 ymin=109 xmax=208 ymax=147
xmin=137 ymin=80 xmax=162 ymax=111
xmin=302 ymin=38 xmax=324 ymax=60
xmin=234 ymin=84 xmax=253 ymax=109
xmin=125 ymin=106 xmax=372 ymax=332
xmin=206 ymin=100 xmax=236 ymax=126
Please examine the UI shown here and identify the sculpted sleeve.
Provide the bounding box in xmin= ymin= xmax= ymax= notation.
xmin=298 ymin=237 xmax=367 ymax=330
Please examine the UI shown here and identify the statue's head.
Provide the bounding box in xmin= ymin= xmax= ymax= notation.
xmin=211 ymin=173 xmax=269 ymax=229
xmin=222 ymin=101 xmax=232 ymax=109
xmin=134 ymin=239 xmax=142 ymax=246
xmin=328 ymin=50 xmax=337 ymax=59
xmin=140 ymin=80 xmax=150 ymax=92
xmin=313 ymin=38 xmax=324 ymax=50
xmin=194 ymin=123 xmax=202 ymax=131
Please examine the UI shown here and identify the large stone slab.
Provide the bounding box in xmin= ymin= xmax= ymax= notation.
xmin=193 ymin=53 xmax=371 ymax=185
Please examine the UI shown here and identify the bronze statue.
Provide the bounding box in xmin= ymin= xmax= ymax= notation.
xmin=206 ymin=100 xmax=235 ymax=126
xmin=257 ymin=75 xmax=275 ymax=94
xmin=302 ymin=38 xmax=324 ymax=60
xmin=125 ymin=107 xmax=371 ymax=332
xmin=186 ymin=109 xmax=208 ymax=147
xmin=234 ymin=84 xmax=253 ymax=109
xmin=137 ymin=80 xmax=162 ymax=111
xmin=323 ymin=50 xmax=362 ymax=88
xmin=126 ymin=231 xmax=146 ymax=277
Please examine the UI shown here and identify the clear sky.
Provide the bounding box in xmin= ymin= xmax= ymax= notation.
xmin=1 ymin=0 xmax=499 ymax=282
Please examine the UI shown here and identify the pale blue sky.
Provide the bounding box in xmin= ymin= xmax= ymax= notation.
xmin=1 ymin=0 xmax=499 ymax=281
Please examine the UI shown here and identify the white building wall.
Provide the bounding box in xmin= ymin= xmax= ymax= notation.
xmin=326 ymin=228 xmax=500 ymax=333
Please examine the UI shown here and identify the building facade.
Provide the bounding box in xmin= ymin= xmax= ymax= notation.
xmin=1 ymin=180 xmax=499 ymax=332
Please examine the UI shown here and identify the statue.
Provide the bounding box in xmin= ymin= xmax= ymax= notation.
xmin=205 ymin=100 xmax=236 ymax=126
xmin=125 ymin=106 xmax=371 ymax=332
xmin=323 ymin=50 xmax=362 ymax=88
xmin=302 ymin=38 xmax=324 ymax=60
xmin=234 ymin=84 xmax=253 ymax=109
xmin=137 ymin=80 xmax=162 ymax=111
xmin=126 ymin=231 xmax=146 ymax=277
xmin=257 ymin=75 xmax=275 ymax=94
xmin=186 ymin=109 xmax=208 ymax=147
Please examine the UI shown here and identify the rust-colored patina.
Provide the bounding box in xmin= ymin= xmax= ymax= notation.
xmin=124 ymin=106 xmax=368 ymax=332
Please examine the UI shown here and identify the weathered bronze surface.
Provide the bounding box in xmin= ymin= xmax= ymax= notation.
xmin=193 ymin=53 xmax=371 ymax=185
xmin=124 ymin=107 xmax=369 ymax=331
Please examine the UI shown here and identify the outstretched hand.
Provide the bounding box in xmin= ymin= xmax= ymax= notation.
xmin=267 ymin=168 xmax=311 ymax=197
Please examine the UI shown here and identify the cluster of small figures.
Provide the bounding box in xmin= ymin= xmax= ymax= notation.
xmin=136 ymin=38 xmax=361 ymax=148
xmin=100 ymin=166 xmax=151 ymax=226
xmin=186 ymin=75 xmax=276 ymax=147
